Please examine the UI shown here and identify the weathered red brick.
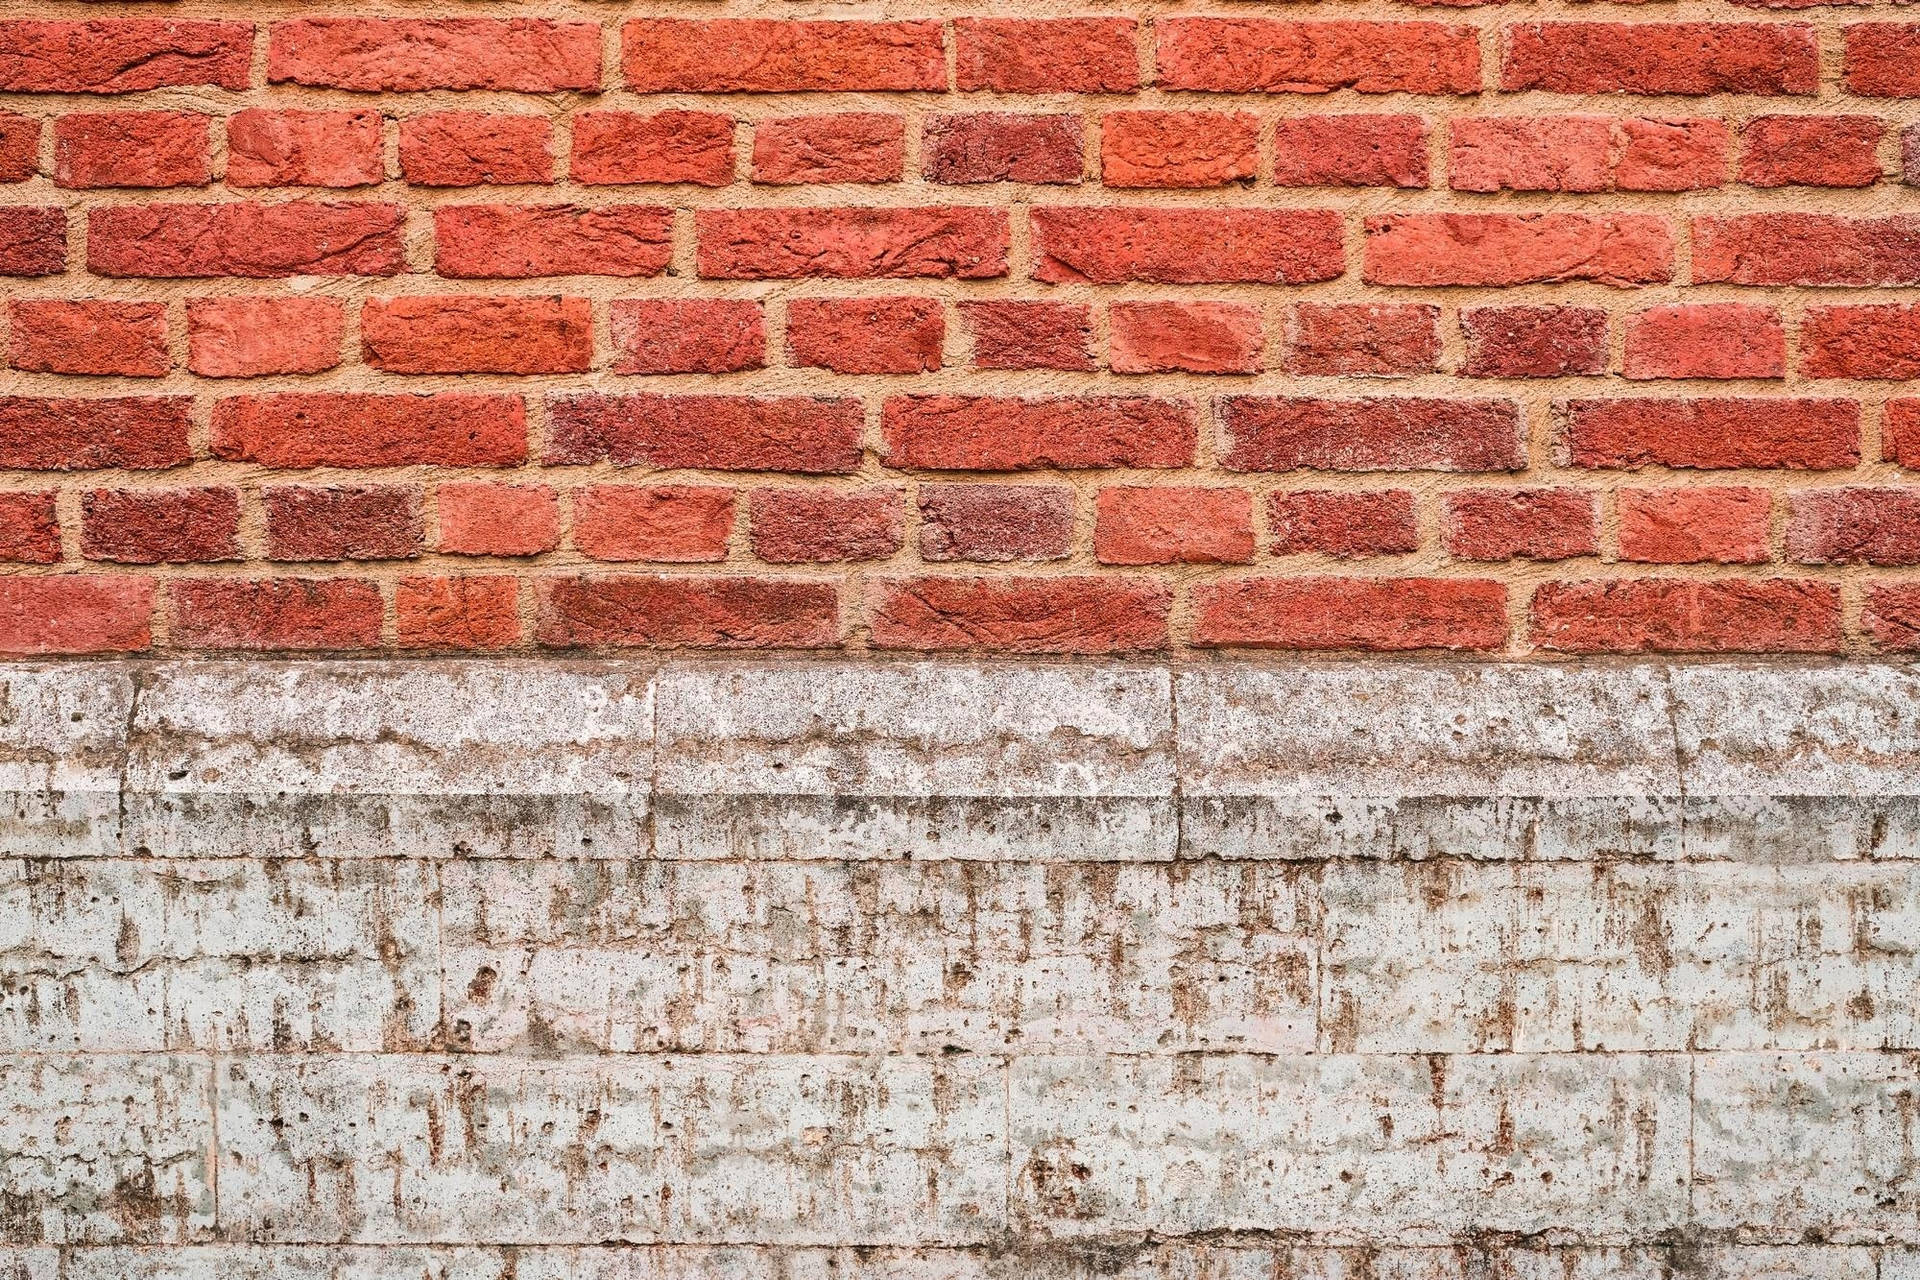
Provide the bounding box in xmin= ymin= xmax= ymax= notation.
xmin=187 ymin=297 xmax=343 ymax=377
xmin=1740 ymin=115 xmax=1882 ymax=187
xmin=547 ymin=395 xmax=863 ymax=472
xmin=0 ymin=21 xmax=252 ymax=94
xmin=269 ymin=18 xmax=600 ymax=92
xmin=1614 ymin=118 xmax=1730 ymax=191
xmin=918 ymin=486 xmax=1074 ymax=562
xmin=0 ymin=492 xmax=60 ymax=564
xmin=788 ymin=297 xmax=944 ymax=374
xmin=1619 ymin=487 xmax=1771 ymax=564
xmin=923 ymin=114 xmax=1082 ymax=185
xmin=1845 ymin=24 xmax=1920 ymax=97
xmin=1462 ymin=307 xmax=1609 ymax=378
xmin=8 ymin=300 xmax=168 ymax=377
xmin=1270 ymin=490 xmax=1420 ymax=558
xmin=1562 ymin=398 xmax=1859 ymax=470
xmin=1444 ymin=490 xmax=1598 ymax=561
xmin=1365 ymin=213 xmax=1674 ymax=286
xmin=0 ymin=397 xmax=191 ymax=470
xmin=1787 ymin=488 xmax=1920 ymax=565
xmin=0 ymin=114 xmax=38 ymax=182
xmin=1271 ymin=115 xmax=1428 ymax=188
xmin=1800 ymin=305 xmax=1920 ymax=380
xmin=1866 ymin=586 xmax=1920 ymax=652
xmin=883 ymin=396 xmax=1195 ymax=470
xmin=226 ymin=109 xmax=382 ymax=188
xmin=1449 ymin=116 xmax=1612 ymax=193
xmin=1109 ymin=302 xmax=1264 ymax=375
xmin=624 ymin=20 xmax=944 ymax=92
xmin=611 ymin=300 xmax=766 ymax=375
xmin=954 ymin=19 xmax=1138 ymax=93
xmin=961 ymin=302 xmax=1095 ymax=371
xmin=1193 ymin=577 xmax=1508 ymax=651
xmin=536 ymin=576 xmax=841 ymax=649
xmin=573 ymin=485 xmax=736 ymax=563
xmin=868 ymin=576 xmax=1170 ymax=653
xmin=751 ymin=488 xmax=905 ymax=563
xmin=437 ymin=483 xmax=559 ymax=558
xmin=1096 ymin=487 xmax=1253 ymax=565
xmin=0 ymin=577 xmax=152 ymax=655
xmin=698 ymin=207 xmax=1008 ymax=280
xmin=89 ymin=202 xmax=404 ymax=277
xmin=1622 ymin=304 xmax=1785 ymax=380
xmin=362 ymin=296 xmax=593 ymax=375
xmin=0 ymin=207 xmax=66 ymax=276
xmin=1284 ymin=303 xmax=1439 ymax=376
xmin=1221 ymin=397 xmax=1524 ymax=472
xmin=170 ymin=578 xmax=382 ymax=651
xmin=1531 ymin=579 xmax=1841 ymax=653
xmin=1883 ymin=400 xmax=1920 ymax=467
xmin=1157 ymin=19 xmax=1480 ymax=94
xmin=1501 ymin=22 xmax=1819 ymax=95
xmin=81 ymin=487 xmax=239 ymax=564
xmin=434 ymin=204 xmax=672 ymax=278
xmin=754 ymin=114 xmax=905 ymax=185
xmin=213 ymin=393 xmax=527 ymax=467
xmin=400 ymin=113 xmax=552 ymax=187
xmin=265 ymin=485 xmax=422 ymax=562
xmin=1032 ymin=208 xmax=1343 ymax=284
xmin=396 ymin=576 xmax=520 ymax=650
xmin=54 ymin=111 xmax=209 ymax=188
xmin=1101 ymin=111 xmax=1258 ymax=188
xmin=572 ymin=112 xmax=735 ymax=187
xmin=1692 ymin=215 xmax=1920 ymax=286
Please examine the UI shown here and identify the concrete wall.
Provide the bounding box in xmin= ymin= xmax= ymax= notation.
xmin=4 ymin=659 xmax=1919 ymax=1279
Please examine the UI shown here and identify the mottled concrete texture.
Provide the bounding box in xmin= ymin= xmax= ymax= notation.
xmin=3 ymin=659 xmax=1919 ymax=1278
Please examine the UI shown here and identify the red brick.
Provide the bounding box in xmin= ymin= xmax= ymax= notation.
xmin=1692 ymin=215 xmax=1920 ymax=286
xmin=754 ymin=115 xmax=904 ymax=185
xmin=187 ymin=297 xmax=343 ymax=377
xmin=170 ymin=578 xmax=382 ymax=652
xmin=1270 ymin=490 xmax=1420 ymax=558
xmin=573 ymin=485 xmax=736 ymax=563
xmin=0 ymin=207 xmax=66 ymax=277
xmin=0 ymin=397 xmax=191 ymax=470
xmin=1619 ymin=487 xmax=1771 ymax=564
xmin=923 ymin=114 xmax=1083 ymax=186
xmin=1741 ymin=116 xmax=1882 ymax=188
xmin=0 ymin=492 xmax=59 ymax=564
xmin=0 ymin=21 xmax=252 ymax=94
xmin=437 ymin=483 xmax=559 ymax=558
xmin=213 ymin=393 xmax=527 ymax=467
xmin=918 ymin=486 xmax=1074 ymax=562
xmin=434 ymin=205 xmax=671 ymax=279
xmin=1562 ymin=398 xmax=1859 ymax=470
xmin=1787 ymin=488 xmax=1920 ymax=565
xmin=1885 ymin=401 xmax=1920 ymax=467
xmin=1462 ymin=307 xmax=1609 ymax=378
xmin=1271 ymin=115 xmax=1428 ymax=188
xmin=954 ymin=19 xmax=1138 ymax=93
xmin=624 ymin=20 xmax=944 ymax=92
xmin=1614 ymin=118 xmax=1729 ymax=191
xmin=0 ymin=577 xmax=152 ymax=656
xmin=0 ymin=115 xmax=38 ymax=182
xmin=751 ymin=488 xmax=905 ymax=563
xmin=572 ymin=112 xmax=735 ymax=187
xmin=396 ymin=576 xmax=520 ymax=650
xmin=226 ymin=109 xmax=381 ymax=188
xmin=1109 ymin=302 xmax=1264 ymax=375
xmin=1365 ymin=214 xmax=1673 ymax=287
xmin=1865 ymin=586 xmax=1920 ymax=651
xmin=612 ymin=300 xmax=765 ymax=376
xmin=266 ymin=485 xmax=421 ymax=562
xmin=536 ymin=576 xmax=840 ymax=649
xmin=54 ymin=112 xmax=209 ymax=188
xmin=788 ymin=297 xmax=944 ymax=374
xmin=1101 ymin=111 xmax=1257 ymax=189
xmin=89 ymin=202 xmax=404 ymax=278
xmin=269 ymin=18 xmax=600 ymax=92
xmin=81 ymin=487 xmax=239 ymax=564
xmin=547 ymin=395 xmax=863 ymax=472
xmin=1284 ymin=303 xmax=1439 ymax=376
xmin=1032 ymin=208 xmax=1343 ymax=285
xmin=1530 ymin=579 xmax=1840 ymax=654
xmin=361 ymin=296 xmax=593 ymax=375
xmin=961 ymin=302 xmax=1094 ymax=372
xmin=1501 ymin=22 xmax=1819 ymax=95
xmin=883 ymin=396 xmax=1195 ymax=470
xmin=1448 ymin=116 xmax=1612 ymax=193
xmin=8 ymin=300 xmax=168 ymax=377
xmin=400 ymin=113 xmax=552 ymax=187
xmin=1221 ymin=397 xmax=1523 ymax=472
xmin=1096 ymin=487 xmax=1254 ymax=565
xmin=1157 ymin=19 xmax=1480 ymax=95
xmin=1193 ymin=577 xmax=1507 ymax=651
xmin=1622 ymin=304 xmax=1785 ymax=380
xmin=1444 ymin=490 xmax=1598 ymax=561
xmin=1845 ymin=24 xmax=1920 ymax=97
xmin=868 ymin=576 xmax=1169 ymax=653
xmin=698 ymin=208 xmax=1008 ymax=280
xmin=1800 ymin=305 xmax=1920 ymax=380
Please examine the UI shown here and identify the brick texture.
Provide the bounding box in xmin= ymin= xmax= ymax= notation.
xmin=0 ymin=2 xmax=1916 ymax=657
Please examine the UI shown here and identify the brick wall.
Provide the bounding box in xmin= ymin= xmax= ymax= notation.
xmin=4 ymin=7 xmax=1920 ymax=657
